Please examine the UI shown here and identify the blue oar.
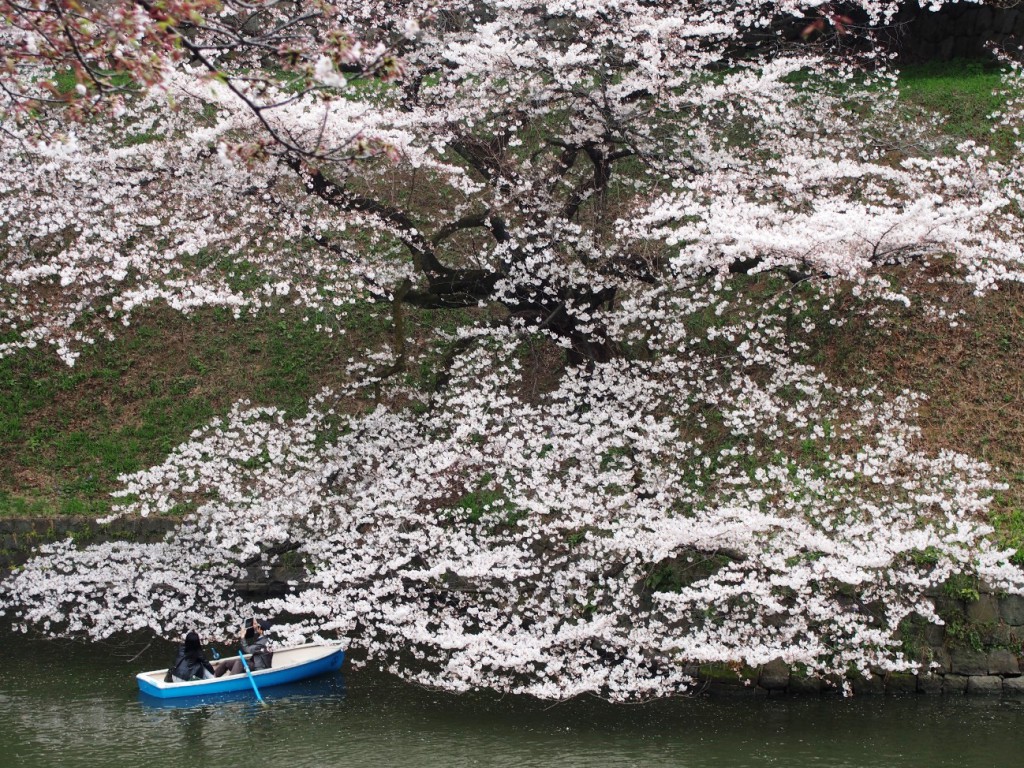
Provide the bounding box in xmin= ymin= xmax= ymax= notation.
xmin=238 ymin=651 xmax=266 ymax=705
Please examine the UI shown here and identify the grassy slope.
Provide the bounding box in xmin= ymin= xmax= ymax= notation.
xmin=0 ymin=303 xmax=387 ymax=515
xmin=870 ymin=60 xmax=1024 ymax=549
xmin=805 ymin=272 xmax=1024 ymax=551
xmin=1 ymin=61 xmax=1020 ymax=547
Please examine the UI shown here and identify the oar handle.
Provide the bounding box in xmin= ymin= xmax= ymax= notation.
xmin=238 ymin=651 xmax=266 ymax=705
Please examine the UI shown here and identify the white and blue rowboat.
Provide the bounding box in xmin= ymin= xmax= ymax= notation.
xmin=137 ymin=642 xmax=345 ymax=699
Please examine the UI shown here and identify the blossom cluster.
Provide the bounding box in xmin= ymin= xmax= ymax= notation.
xmin=2 ymin=0 xmax=1023 ymax=699
xmin=4 ymin=287 xmax=1022 ymax=699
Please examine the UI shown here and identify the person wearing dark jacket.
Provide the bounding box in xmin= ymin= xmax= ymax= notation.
xmin=164 ymin=631 xmax=216 ymax=683
xmin=213 ymin=618 xmax=274 ymax=677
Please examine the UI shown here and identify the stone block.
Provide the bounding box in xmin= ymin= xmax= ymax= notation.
xmin=698 ymin=664 xmax=742 ymax=686
xmin=759 ymin=658 xmax=790 ymax=690
xmin=966 ymin=595 xmax=999 ymax=624
xmin=789 ymin=674 xmax=823 ymax=695
xmin=885 ymin=672 xmax=919 ymax=694
xmin=999 ymin=10 xmax=1019 ymax=34
xmin=706 ymin=681 xmax=757 ymax=697
xmin=1002 ymin=676 xmax=1024 ymax=698
xmin=803 ymin=674 xmax=840 ymax=697
xmin=990 ymin=623 xmax=1014 ymax=646
xmin=988 ymin=649 xmax=1020 ymax=676
xmin=918 ymin=674 xmax=944 ymax=695
xmin=999 ymin=595 xmax=1024 ymax=625
xmin=917 ymin=13 xmax=943 ymax=38
xmin=33 ymin=518 xmax=56 ymax=535
xmin=943 ymin=675 xmax=969 ymax=695
xmin=852 ymin=673 xmax=884 ymax=696
xmin=924 ymin=623 xmax=946 ymax=647
xmin=1008 ymin=626 xmax=1024 ymax=642
xmin=977 ymin=6 xmax=994 ymax=29
xmin=950 ymin=649 xmax=989 ymax=676
xmin=931 ymin=648 xmax=952 ymax=674
xmin=966 ymin=676 xmax=1002 ymax=696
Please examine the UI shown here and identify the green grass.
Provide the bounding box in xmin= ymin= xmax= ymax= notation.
xmin=51 ymin=68 xmax=137 ymax=95
xmin=897 ymin=59 xmax=1016 ymax=153
xmin=0 ymin=283 xmax=485 ymax=518
xmin=990 ymin=502 xmax=1024 ymax=564
xmin=0 ymin=300 xmax=385 ymax=517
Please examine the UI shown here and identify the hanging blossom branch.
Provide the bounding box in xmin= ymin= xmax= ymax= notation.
xmin=0 ymin=0 xmax=409 ymax=152
xmin=2 ymin=0 xmax=1022 ymax=363
xmin=1 ymin=0 xmax=1023 ymax=700
xmin=3 ymin=289 xmax=1021 ymax=700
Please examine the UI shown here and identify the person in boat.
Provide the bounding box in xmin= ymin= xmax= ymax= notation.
xmin=213 ymin=617 xmax=274 ymax=677
xmin=164 ymin=630 xmax=216 ymax=683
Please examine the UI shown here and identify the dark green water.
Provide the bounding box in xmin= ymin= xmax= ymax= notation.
xmin=1 ymin=633 xmax=1022 ymax=768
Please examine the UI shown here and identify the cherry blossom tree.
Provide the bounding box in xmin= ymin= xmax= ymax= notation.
xmin=2 ymin=0 xmax=1024 ymax=699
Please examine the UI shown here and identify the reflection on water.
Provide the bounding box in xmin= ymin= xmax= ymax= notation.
xmin=1 ymin=632 xmax=1022 ymax=768
xmin=137 ymin=676 xmax=348 ymax=710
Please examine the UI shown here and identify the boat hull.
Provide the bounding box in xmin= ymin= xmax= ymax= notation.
xmin=137 ymin=642 xmax=345 ymax=699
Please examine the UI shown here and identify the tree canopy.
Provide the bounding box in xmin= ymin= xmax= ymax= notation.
xmin=1 ymin=0 xmax=1023 ymax=699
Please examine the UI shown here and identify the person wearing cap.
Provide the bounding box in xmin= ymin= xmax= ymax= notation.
xmin=213 ymin=618 xmax=274 ymax=677
xmin=164 ymin=630 xmax=217 ymax=683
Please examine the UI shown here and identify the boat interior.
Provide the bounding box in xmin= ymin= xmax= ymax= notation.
xmin=138 ymin=642 xmax=341 ymax=686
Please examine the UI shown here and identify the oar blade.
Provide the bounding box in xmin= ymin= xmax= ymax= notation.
xmin=238 ymin=651 xmax=267 ymax=706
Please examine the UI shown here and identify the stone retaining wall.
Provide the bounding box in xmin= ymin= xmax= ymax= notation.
xmin=677 ymin=589 xmax=1024 ymax=697
xmin=694 ymin=655 xmax=1024 ymax=698
xmin=768 ymin=2 xmax=1023 ymax=61
xmin=0 ymin=515 xmax=176 ymax=570
xmin=887 ymin=2 xmax=1024 ymax=61
xmin=0 ymin=516 xmax=297 ymax=597
xmin=3 ymin=517 xmax=1023 ymax=695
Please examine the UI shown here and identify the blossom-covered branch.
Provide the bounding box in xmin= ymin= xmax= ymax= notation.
xmin=2 ymin=0 xmax=1023 ymax=700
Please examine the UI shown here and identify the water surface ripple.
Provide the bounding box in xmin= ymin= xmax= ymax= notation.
xmin=1 ymin=633 xmax=1020 ymax=768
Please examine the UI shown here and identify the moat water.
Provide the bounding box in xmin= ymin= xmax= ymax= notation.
xmin=1 ymin=632 xmax=1021 ymax=768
